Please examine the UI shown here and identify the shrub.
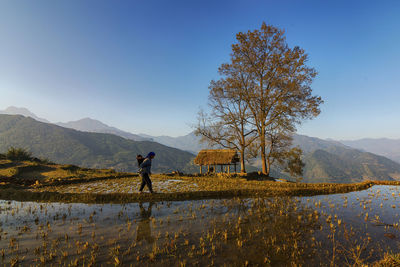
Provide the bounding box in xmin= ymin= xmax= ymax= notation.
xmin=0 ymin=153 xmax=5 ymax=160
xmin=61 ymin=164 xmax=80 ymax=172
xmin=32 ymin=157 xmax=54 ymax=165
xmin=6 ymin=147 xmax=33 ymax=161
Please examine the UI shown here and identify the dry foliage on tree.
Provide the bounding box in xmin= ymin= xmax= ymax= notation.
xmin=196 ymin=22 xmax=322 ymax=176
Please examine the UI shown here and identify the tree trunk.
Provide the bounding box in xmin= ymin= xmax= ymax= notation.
xmin=261 ymin=146 xmax=267 ymax=175
xmin=239 ymin=124 xmax=247 ymax=174
xmin=260 ymin=127 xmax=268 ymax=175
xmin=240 ymin=149 xmax=246 ymax=173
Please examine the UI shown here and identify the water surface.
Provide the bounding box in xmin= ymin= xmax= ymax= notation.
xmin=1 ymin=185 xmax=400 ymax=266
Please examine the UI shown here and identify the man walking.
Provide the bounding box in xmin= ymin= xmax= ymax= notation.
xmin=139 ymin=152 xmax=155 ymax=193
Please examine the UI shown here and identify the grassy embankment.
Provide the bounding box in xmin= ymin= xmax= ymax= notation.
xmin=1 ymin=157 xmax=400 ymax=203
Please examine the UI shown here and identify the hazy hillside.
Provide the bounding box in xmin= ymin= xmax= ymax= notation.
xmin=303 ymin=149 xmax=400 ymax=183
xmin=57 ymin=118 xmax=150 ymax=142
xmin=340 ymin=138 xmax=400 ymax=164
xmin=144 ymin=132 xmax=348 ymax=154
xmin=0 ymin=114 xmax=196 ymax=173
xmin=1 ymin=106 xmax=149 ymax=142
xmin=140 ymin=132 xmax=208 ymax=153
xmin=0 ymin=106 xmax=214 ymax=152
xmin=291 ymin=135 xmax=400 ymax=183
xmin=292 ymin=134 xmax=347 ymax=153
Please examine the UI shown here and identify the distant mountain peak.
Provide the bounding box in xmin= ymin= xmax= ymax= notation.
xmin=60 ymin=117 xmax=110 ymax=128
xmin=56 ymin=117 xmax=150 ymax=141
xmin=76 ymin=117 xmax=103 ymax=123
xmin=0 ymin=106 xmax=49 ymax=123
xmin=4 ymin=106 xmax=30 ymax=113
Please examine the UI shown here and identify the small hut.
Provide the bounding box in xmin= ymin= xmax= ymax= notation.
xmin=194 ymin=149 xmax=240 ymax=174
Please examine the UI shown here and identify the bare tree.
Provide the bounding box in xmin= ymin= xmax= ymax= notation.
xmin=195 ymin=66 xmax=256 ymax=173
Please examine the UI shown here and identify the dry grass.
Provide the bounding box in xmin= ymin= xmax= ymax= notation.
xmin=194 ymin=149 xmax=239 ymax=165
xmin=0 ymin=159 xmax=132 ymax=187
xmin=371 ymin=253 xmax=400 ymax=266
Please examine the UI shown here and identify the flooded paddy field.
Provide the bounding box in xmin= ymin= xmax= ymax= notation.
xmin=1 ymin=185 xmax=400 ymax=266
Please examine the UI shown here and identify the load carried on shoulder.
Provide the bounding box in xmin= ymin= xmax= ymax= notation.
xmin=136 ymin=154 xmax=145 ymax=167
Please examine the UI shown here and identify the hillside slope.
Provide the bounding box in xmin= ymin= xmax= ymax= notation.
xmin=292 ymin=134 xmax=347 ymax=153
xmin=303 ymin=148 xmax=400 ymax=183
xmin=56 ymin=118 xmax=150 ymax=141
xmin=0 ymin=115 xmax=196 ymax=173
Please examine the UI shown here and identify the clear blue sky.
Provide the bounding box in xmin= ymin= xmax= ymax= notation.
xmin=1 ymin=0 xmax=399 ymax=139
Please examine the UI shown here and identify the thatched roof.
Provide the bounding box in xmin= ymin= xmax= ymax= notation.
xmin=194 ymin=149 xmax=240 ymax=165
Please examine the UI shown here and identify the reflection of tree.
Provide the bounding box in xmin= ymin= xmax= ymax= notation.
xmin=136 ymin=202 xmax=154 ymax=244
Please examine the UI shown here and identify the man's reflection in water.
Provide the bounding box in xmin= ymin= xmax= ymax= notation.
xmin=136 ymin=202 xmax=155 ymax=243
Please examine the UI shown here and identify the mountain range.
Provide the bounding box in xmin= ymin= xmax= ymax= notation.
xmin=138 ymin=132 xmax=400 ymax=182
xmin=0 ymin=107 xmax=150 ymax=142
xmin=301 ymin=145 xmax=400 ymax=183
xmin=0 ymin=106 xmax=50 ymax=123
xmin=0 ymin=114 xmax=196 ymax=173
xmin=340 ymin=138 xmax=400 ymax=164
xmin=2 ymin=106 xmax=400 ymax=183
xmin=139 ymin=132 xmax=208 ymax=153
xmin=56 ymin=118 xmax=150 ymax=142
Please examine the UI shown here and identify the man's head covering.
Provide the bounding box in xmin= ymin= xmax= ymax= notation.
xmin=147 ymin=152 xmax=155 ymax=158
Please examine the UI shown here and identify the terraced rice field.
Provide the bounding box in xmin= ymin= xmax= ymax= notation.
xmin=2 ymin=185 xmax=400 ymax=266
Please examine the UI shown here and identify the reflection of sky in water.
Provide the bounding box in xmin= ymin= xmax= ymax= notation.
xmin=300 ymin=185 xmax=400 ymax=226
xmin=299 ymin=185 xmax=400 ymax=254
xmin=1 ymin=185 xmax=400 ymax=264
xmin=0 ymin=199 xmax=233 ymax=232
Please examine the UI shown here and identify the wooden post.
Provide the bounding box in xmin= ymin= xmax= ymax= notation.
xmin=228 ymin=165 xmax=230 ymax=174
xmin=207 ymin=165 xmax=210 ymax=173
xmin=200 ymin=165 xmax=202 ymax=174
